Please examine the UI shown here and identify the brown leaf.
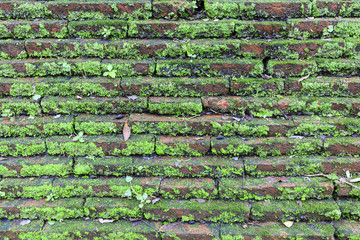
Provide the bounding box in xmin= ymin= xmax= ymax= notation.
xmin=242 ymin=224 xmax=247 ymax=229
xmin=298 ymin=74 xmax=310 ymax=83
xmin=0 ymin=157 xmax=6 ymax=161
xmin=123 ymin=122 xmax=131 ymax=141
xmin=75 ymin=96 xmax=82 ymax=100
xmin=152 ymin=198 xmax=160 ymax=204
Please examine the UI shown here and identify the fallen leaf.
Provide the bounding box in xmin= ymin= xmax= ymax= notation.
xmin=194 ymin=199 xmax=206 ymax=203
xmin=283 ymin=221 xmax=294 ymax=228
xmin=233 ymin=117 xmax=241 ymax=122
xmin=127 ymin=95 xmax=138 ymax=100
xmin=32 ymin=94 xmax=41 ymax=100
xmin=75 ymin=96 xmax=82 ymax=100
xmin=152 ymin=198 xmax=160 ymax=204
xmin=242 ymin=224 xmax=247 ymax=229
xmin=346 ymin=170 xmax=351 ymax=179
xmin=0 ymin=157 xmax=7 ymax=161
xmin=59 ymin=219 xmax=64 ymax=222
xmin=53 ymin=115 xmax=61 ymax=119
xmin=123 ymin=122 xmax=131 ymax=141
xmin=98 ymin=218 xmax=114 ymax=224
xmin=298 ymin=74 xmax=310 ymax=83
xmin=20 ymin=220 xmax=31 ymax=226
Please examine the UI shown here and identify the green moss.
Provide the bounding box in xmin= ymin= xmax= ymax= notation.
xmin=114 ymin=136 xmax=155 ymax=156
xmin=149 ymin=98 xmax=202 ymax=115
xmin=12 ymin=3 xmax=52 ymax=19
xmin=46 ymin=137 xmax=104 ymax=157
xmin=68 ymin=20 xmax=127 ymax=39
xmin=74 ymin=157 xmax=133 ymax=176
xmin=75 ymin=121 xmax=118 ymax=135
xmin=0 ymin=178 xmax=52 ymax=199
xmin=0 ymin=138 xmax=46 ymax=157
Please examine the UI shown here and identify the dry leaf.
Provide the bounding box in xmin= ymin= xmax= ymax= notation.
xmin=75 ymin=96 xmax=82 ymax=100
xmin=53 ymin=115 xmax=61 ymax=119
xmin=298 ymin=74 xmax=310 ymax=83
xmin=283 ymin=221 xmax=294 ymax=228
xmin=0 ymin=157 xmax=6 ymax=161
xmin=123 ymin=122 xmax=131 ymax=141
xmin=20 ymin=220 xmax=31 ymax=226
xmin=152 ymin=198 xmax=160 ymax=204
xmin=98 ymin=218 xmax=114 ymax=224
xmin=127 ymin=95 xmax=138 ymax=100
xmin=242 ymin=224 xmax=248 ymax=229
xmin=194 ymin=199 xmax=206 ymax=203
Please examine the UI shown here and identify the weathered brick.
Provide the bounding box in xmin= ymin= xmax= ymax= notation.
xmin=75 ymin=114 xmax=128 ymax=135
xmin=156 ymin=59 xmax=263 ymax=77
xmin=235 ymin=20 xmax=288 ymax=39
xmin=121 ymin=77 xmax=229 ymax=97
xmin=0 ymin=178 xmax=52 ymax=199
xmin=84 ymin=197 xmax=142 ymax=219
xmin=46 ymin=134 xmax=155 ymax=157
xmin=0 ymin=156 xmax=72 ymax=177
xmin=334 ymin=221 xmax=360 ymax=239
xmin=102 ymin=59 xmax=155 ymax=77
xmin=133 ymin=156 xmax=243 ymax=177
xmin=160 ymin=222 xmax=219 ymax=240
xmin=153 ymin=0 xmax=197 ymax=19
xmin=337 ymin=200 xmax=360 ymax=221
xmin=128 ymin=20 xmax=234 ymax=38
xmin=316 ymin=58 xmax=360 ymax=76
xmin=267 ymin=60 xmax=317 ymax=78
xmin=231 ymin=77 xmax=283 ymax=96
xmin=144 ymin=199 xmax=250 ymax=223
xmin=0 ymin=137 xmax=46 ymax=157
xmin=160 ymin=178 xmax=217 ymax=199
xmin=219 ymin=177 xmax=333 ymax=200
xmin=149 ymin=97 xmax=203 ymax=115
xmin=0 ymin=20 xmax=68 ymax=39
xmin=42 ymin=220 xmax=161 ymax=239
xmin=41 ymin=96 xmax=147 ymax=115
xmin=156 ymin=136 xmax=210 ymax=156
xmin=251 ymin=200 xmax=341 ymax=222
xmin=337 ymin=181 xmax=360 ymax=198
xmin=52 ymin=177 xmax=160 ymax=198
xmin=0 ymin=220 xmax=43 ymax=239
xmin=0 ymin=97 xmax=41 ymax=116
xmin=0 ymin=115 xmax=74 ymax=137
xmin=0 ymin=40 xmax=26 ymax=59
xmin=74 ymin=156 xmax=133 ymax=176
xmin=68 ymin=20 xmax=127 ymax=39
xmin=221 ymin=222 xmax=335 ymax=239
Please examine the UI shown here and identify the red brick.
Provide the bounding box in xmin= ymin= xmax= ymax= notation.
xmin=160 ymin=178 xmax=217 ymax=199
xmin=153 ymin=0 xmax=196 ymax=19
xmin=0 ymin=41 xmax=26 ymax=59
xmin=268 ymin=60 xmax=317 ymax=78
xmin=156 ymin=136 xmax=211 ymax=156
xmin=160 ymin=223 xmax=219 ymax=240
xmin=75 ymin=114 xmax=128 ymax=135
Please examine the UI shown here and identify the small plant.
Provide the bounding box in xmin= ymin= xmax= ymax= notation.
xmin=73 ymin=131 xmax=85 ymax=142
xmin=1 ymin=109 xmax=13 ymax=117
xmin=100 ymin=26 xmax=115 ymax=39
xmin=125 ymin=176 xmax=151 ymax=208
xmin=103 ymin=65 xmax=117 ymax=78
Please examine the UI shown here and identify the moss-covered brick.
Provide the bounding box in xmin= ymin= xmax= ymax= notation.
xmin=337 ymin=200 xmax=360 ymax=221
xmin=219 ymin=177 xmax=333 ymax=200
xmin=160 ymin=222 xmax=218 ymax=239
xmin=338 ymin=180 xmax=360 ymax=198
xmin=153 ymin=0 xmax=197 ymax=19
xmin=159 ymin=178 xmax=217 ymax=199
xmin=149 ymin=97 xmax=202 ymax=115
xmin=0 ymin=137 xmax=46 ymax=157
xmin=68 ymin=20 xmax=127 ymax=39
xmin=0 ymin=98 xmax=41 ymax=116
xmin=0 ymin=178 xmax=52 ymax=199
xmin=0 ymin=156 xmax=72 ymax=177
xmin=102 ymin=59 xmax=155 ymax=77
xmin=316 ymin=58 xmax=360 ymax=76
xmin=84 ymin=197 xmax=142 ymax=219
xmin=47 ymin=134 xmax=155 ymax=157
xmin=230 ymin=77 xmax=283 ymax=97
xmin=251 ymin=200 xmax=341 ymax=222
xmin=221 ymin=222 xmax=335 ymax=239
xmin=41 ymin=96 xmax=147 ymax=115
xmin=121 ymin=76 xmax=229 ymax=97
xmin=325 ymin=137 xmax=360 ymax=156
xmin=74 ymin=156 xmax=133 ymax=176
xmin=19 ymin=198 xmax=85 ymax=221
xmin=156 ymin=59 xmax=263 ymax=77
xmin=0 ymin=20 xmax=68 ymax=39
xmin=334 ymin=221 xmax=360 ymax=239
xmin=211 ymin=137 xmax=326 ymax=157
xmin=156 ymin=136 xmax=210 ymax=157
xmin=26 ymin=39 xmax=185 ymax=59
xmin=134 ymin=156 xmax=243 ymax=178
xmin=41 ymin=220 xmax=160 ymax=239
xmin=128 ymin=20 xmax=235 ymax=39
xmin=0 ymin=40 xmax=27 ymax=59
xmin=130 ymin=114 xmax=228 ymax=136
xmin=52 ymin=177 xmax=160 ymax=198
xmin=144 ymin=199 xmax=249 ymax=223
xmin=75 ymin=114 xmax=127 ymax=135
xmin=0 ymin=219 xmax=43 ymax=239
xmin=235 ymin=20 xmax=288 ymax=39
xmin=48 ymin=1 xmax=152 ymax=20
xmin=267 ymin=60 xmax=317 ymax=78
xmin=0 ymin=115 xmax=74 ymax=137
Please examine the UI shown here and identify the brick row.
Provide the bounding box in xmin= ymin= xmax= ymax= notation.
xmin=4 ymin=38 xmax=360 ymax=60
xmin=0 ymin=219 xmax=340 ymax=240
xmin=0 ymin=0 xmax=196 ymax=20
xmin=0 ymin=176 xmax=334 ymax=201
xmin=2 ymin=135 xmax=360 ymax=157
